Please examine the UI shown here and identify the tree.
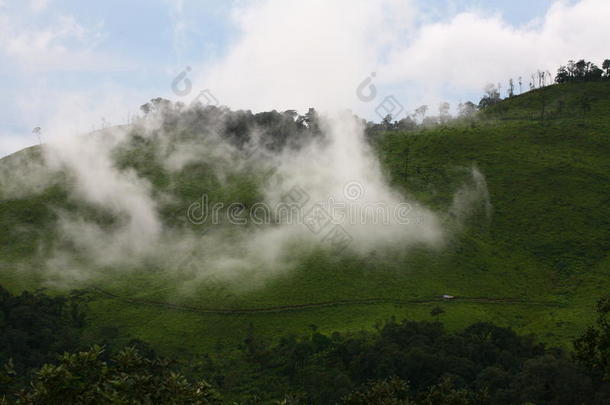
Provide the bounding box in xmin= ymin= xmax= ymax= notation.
xmin=421 ymin=377 xmax=489 ymax=405
xmin=555 ymin=65 xmax=570 ymax=83
xmin=478 ymin=84 xmax=501 ymax=109
xmin=586 ymin=64 xmax=603 ymax=81
xmin=4 ymin=346 xmax=222 ymax=404
xmin=283 ymin=109 xmax=298 ymax=120
xmin=575 ymin=59 xmax=587 ymax=79
xmin=382 ymin=114 xmax=394 ymax=130
xmin=518 ymin=76 xmax=523 ymax=94
xmin=510 ymin=355 xmax=594 ymax=405
xmin=341 ymin=377 xmax=411 ymax=405
xmin=458 ymin=101 xmax=477 ymax=118
xmin=301 ymin=107 xmax=321 ymax=134
xmin=396 ymin=116 xmax=416 ymax=131
xmin=0 ymin=286 xmax=86 ymax=379
xmin=602 ymin=59 xmax=610 ymax=78
xmin=536 ymin=70 xmax=546 ymax=87
xmin=508 ymin=79 xmax=515 ymax=98
xmin=140 ymin=102 xmax=151 ymax=115
xmin=567 ymin=60 xmax=576 ymax=78
xmin=140 ymin=97 xmax=173 ymax=116
xmin=341 ymin=377 xmax=489 ymax=405
xmin=556 ymin=59 xmax=606 ymax=83
xmin=414 ymin=105 xmax=428 ymax=122
xmin=573 ymin=295 xmax=610 ymax=383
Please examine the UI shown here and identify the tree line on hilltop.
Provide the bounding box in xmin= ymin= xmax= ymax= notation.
xmin=371 ymin=58 xmax=609 ymax=132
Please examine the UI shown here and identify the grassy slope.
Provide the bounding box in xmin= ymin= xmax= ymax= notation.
xmin=0 ymin=81 xmax=609 ymax=354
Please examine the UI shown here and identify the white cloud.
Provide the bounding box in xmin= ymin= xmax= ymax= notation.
xmin=0 ymin=4 xmax=144 ymax=158
xmin=195 ymin=0 xmax=610 ymax=117
xmin=195 ymin=0 xmax=418 ymax=115
xmin=382 ymin=0 xmax=610 ymax=93
xmin=0 ymin=13 xmax=120 ymax=72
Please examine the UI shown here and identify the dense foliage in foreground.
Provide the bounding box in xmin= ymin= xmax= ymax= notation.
xmin=1 ymin=286 xmax=608 ymax=404
xmin=199 ymin=298 xmax=610 ymax=404
xmin=0 ymin=286 xmax=86 ymax=381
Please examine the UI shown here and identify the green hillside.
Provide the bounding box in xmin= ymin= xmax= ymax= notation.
xmin=0 ymin=81 xmax=609 ymax=355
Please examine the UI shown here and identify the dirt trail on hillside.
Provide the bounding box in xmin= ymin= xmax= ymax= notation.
xmin=90 ymin=287 xmax=561 ymax=315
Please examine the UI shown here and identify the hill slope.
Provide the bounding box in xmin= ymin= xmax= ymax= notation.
xmin=0 ymin=81 xmax=609 ymax=353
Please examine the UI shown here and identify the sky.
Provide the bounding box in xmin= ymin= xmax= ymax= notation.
xmin=0 ymin=0 xmax=609 ymax=157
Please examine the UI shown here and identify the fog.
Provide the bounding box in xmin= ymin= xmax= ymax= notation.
xmin=0 ymin=0 xmax=498 ymax=290
xmin=1 ymin=100 xmax=494 ymax=292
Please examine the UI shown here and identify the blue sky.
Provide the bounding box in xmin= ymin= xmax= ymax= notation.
xmin=1 ymin=0 xmax=607 ymax=156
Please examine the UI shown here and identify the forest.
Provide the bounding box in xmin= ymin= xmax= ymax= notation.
xmin=1 ymin=285 xmax=608 ymax=404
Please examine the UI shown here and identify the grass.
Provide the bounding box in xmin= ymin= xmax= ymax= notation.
xmin=0 ymin=81 xmax=609 ymax=355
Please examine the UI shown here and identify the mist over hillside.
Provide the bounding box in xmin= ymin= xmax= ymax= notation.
xmin=1 ymin=101 xmax=494 ymax=291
